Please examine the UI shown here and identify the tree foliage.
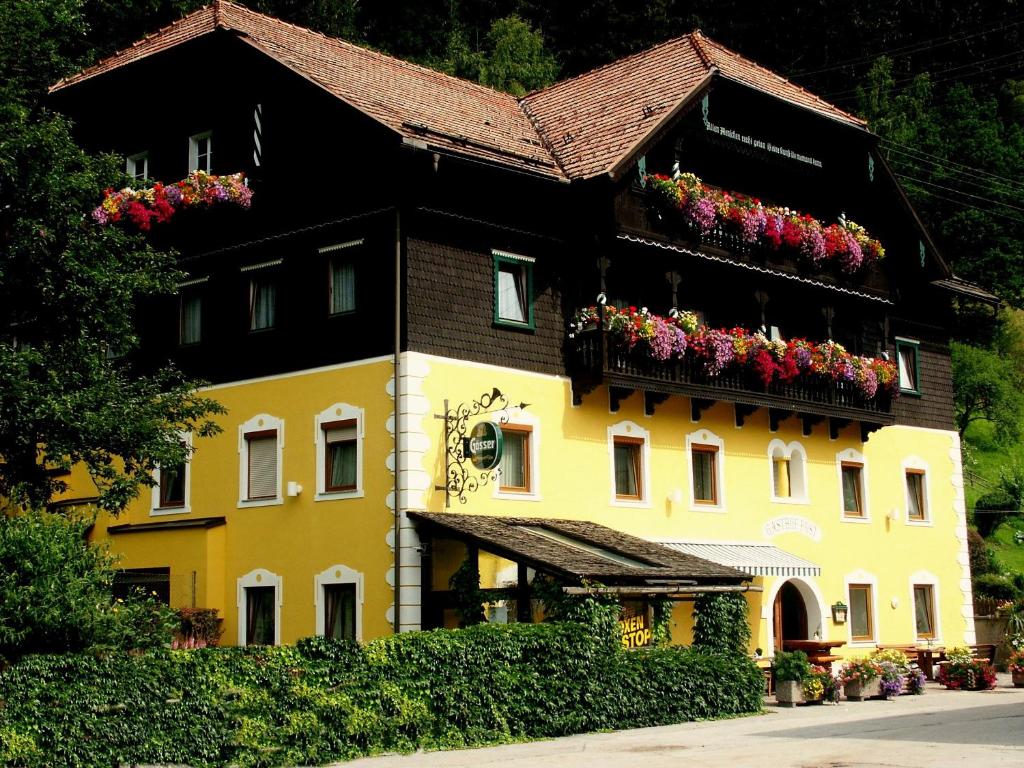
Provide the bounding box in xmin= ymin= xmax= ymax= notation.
xmin=951 ymin=340 xmax=1024 ymax=443
xmin=692 ymin=592 xmax=751 ymax=656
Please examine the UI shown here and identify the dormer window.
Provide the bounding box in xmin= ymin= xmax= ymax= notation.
xmin=189 ymin=131 xmax=213 ymax=173
xmin=126 ymin=152 xmax=149 ymax=181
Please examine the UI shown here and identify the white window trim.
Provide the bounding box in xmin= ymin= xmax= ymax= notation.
xmin=844 ymin=569 xmax=879 ymax=647
xmin=238 ymin=413 xmax=284 ymax=508
xmin=314 ymin=403 xmax=364 ymax=501
xmin=686 ymin=428 xmax=726 ymax=513
xmin=608 ymin=420 xmax=651 ymax=507
xmin=237 ymin=568 xmax=282 ymax=647
xmin=767 ymin=438 xmax=809 ymax=505
xmin=901 ymin=455 xmax=932 ymax=526
xmin=188 ymin=130 xmax=213 ymax=173
xmin=836 ymin=447 xmax=870 ymax=523
xmin=493 ymin=407 xmax=541 ymax=501
xmin=126 ymin=151 xmax=149 ymax=180
xmin=909 ymin=570 xmax=942 ymax=645
xmin=151 ymin=432 xmax=193 ymax=516
xmin=313 ymin=563 xmax=365 ymax=641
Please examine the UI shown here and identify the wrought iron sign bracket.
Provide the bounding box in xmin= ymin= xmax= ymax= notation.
xmin=433 ymin=387 xmax=529 ymax=507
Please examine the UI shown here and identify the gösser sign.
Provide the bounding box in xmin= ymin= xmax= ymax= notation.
xmin=464 ymin=422 xmax=503 ymax=470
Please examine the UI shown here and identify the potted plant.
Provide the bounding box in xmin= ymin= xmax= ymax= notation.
xmin=840 ymin=657 xmax=882 ymax=700
xmin=1007 ymin=650 xmax=1024 ymax=688
xmin=802 ymin=664 xmax=840 ymax=704
xmin=774 ymin=650 xmax=811 ymax=707
xmin=872 ymin=648 xmax=914 ymax=696
xmin=936 ymin=646 xmax=997 ymax=691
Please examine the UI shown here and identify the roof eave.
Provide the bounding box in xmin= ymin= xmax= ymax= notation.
xmin=715 ymin=72 xmax=869 ymax=132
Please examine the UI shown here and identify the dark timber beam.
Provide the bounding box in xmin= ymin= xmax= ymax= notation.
xmin=644 ymin=391 xmax=670 ymax=416
xmin=769 ymin=408 xmax=792 ymax=432
xmin=734 ymin=403 xmax=758 ymax=428
xmin=861 ymin=422 xmax=883 ymax=443
xmin=609 ymin=386 xmax=634 ymax=413
xmin=691 ymin=397 xmax=714 ymax=422
xmin=829 ymin=418 xmax=851 ymax=440
xmin=801 ymin=414 xmax=824 ymax=437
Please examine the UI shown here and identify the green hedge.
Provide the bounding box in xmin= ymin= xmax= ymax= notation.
xmin=0 ymin=622 xmax=763 ymax=767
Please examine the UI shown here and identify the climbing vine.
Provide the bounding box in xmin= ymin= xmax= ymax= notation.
xmin=448 ymin=556 xmax=486 ymax=627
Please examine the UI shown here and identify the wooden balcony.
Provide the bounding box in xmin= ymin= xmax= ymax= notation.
xmin=570 ymin=331 xmax=894 ymax=436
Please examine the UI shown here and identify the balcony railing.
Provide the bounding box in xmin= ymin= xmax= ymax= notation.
xmin=570 ymin=330 xmax=894 ymax=423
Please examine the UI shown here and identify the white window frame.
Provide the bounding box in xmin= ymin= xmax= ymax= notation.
xmin=844 ymin=569 xmax=879 ymax=646
xmin=126 ymin=151 xmax=149 ymax=181
xmin=909 ymin=570 xmax=942 ymax=644
xmin=151 ymin=432 xmax=193 ymax=516
xmin=767 ymin=439 xmax=809 ymax=504
xmin=836 ymin=447 xmax=870 ymax=523
xmin=314 ymin=403 xmax=364 ymax=501
xmin=238 ymin=413 xmax=284 ymax=508
xmin=188 ymin=130 xmax=213 ymax=173
xmin=493 ymin=407 xmax=541 ymax=501
xmin=237 ymin=568 xmax=282 ymax=646
xmin=902 ymin=455 xmax=932 ymax=526
xmin=686 ymin=428 xmax=726 ymax=512
xmin=608 ymin=420 xmax=651 ymax=507
xmin=313 ymin=563 xmax=364 ymax=641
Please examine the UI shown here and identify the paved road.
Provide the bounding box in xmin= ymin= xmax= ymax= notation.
xmin=340 ymin=676 xmax=1024 ymax=768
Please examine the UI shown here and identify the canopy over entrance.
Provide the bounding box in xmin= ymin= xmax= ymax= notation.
xmin=659 ymin=541 xmax=820 ymax=578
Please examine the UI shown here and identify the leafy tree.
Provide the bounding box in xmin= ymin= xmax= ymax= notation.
xmin=0 ymin=509 xmax=176 ymax=659
xmin=692 ymin=592 xmax=751 ymax=655
xmin=951 ymin=341 xmax=1024 ymax=443
xmin=480 ymin=15 xmax=558 ymax=96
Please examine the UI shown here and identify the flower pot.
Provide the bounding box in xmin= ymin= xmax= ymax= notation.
xmin=844 ymin=678 xmax=881 ymax=701
xmin=1012 ymin=670 xmax=1024 ymax=688
xmin=776 ymin=679 xmax=803 ymax=707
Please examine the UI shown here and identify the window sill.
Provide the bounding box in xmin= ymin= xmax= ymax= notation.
xmin=840 ymin=515 xmax=872 ymax=524
xmin=315 ymin=490 xmax=365 ymax=502
xmin=237 ymin=497 xmax=283 ymax=508
xmin=770 ymin=496 xmax=810 ymax=506
xmin=899 ymin=389 xmax=923 ymax=398
xmin=905 ymin=518 xmax=933 ymax=527
xmin=493 ymin=319 xmax=535 ymax=333
xmin=847 ymin=639 xmax=876 ymax=647
xmin=691 ymin=504 xmax=726 ymax=514
xmin=151 ymin=505 xmax=190 ymax=517
xmin=496 ymin=490 xmax=542 ymax=502
xmin=611 ymin=497 xmax=651 ymax=509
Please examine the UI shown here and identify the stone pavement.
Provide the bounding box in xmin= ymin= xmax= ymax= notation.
xmin=338 ymin=674 xmax=1024 ymax=768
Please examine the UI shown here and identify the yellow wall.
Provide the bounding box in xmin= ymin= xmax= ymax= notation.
xmin=76 ymin=350 xmax=971 ymax=655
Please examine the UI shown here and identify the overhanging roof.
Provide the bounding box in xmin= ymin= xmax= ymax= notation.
xmin=409 ymin=512 xmax=748 ymax=585
xmin=931 ymin=276 xmax=1001 ymax=306
xmin=659 ymin=541 xmax=820 ymax=578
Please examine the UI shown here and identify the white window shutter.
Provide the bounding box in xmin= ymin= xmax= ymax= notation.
xmin=247 ymin=434 xmax=278 ymax=499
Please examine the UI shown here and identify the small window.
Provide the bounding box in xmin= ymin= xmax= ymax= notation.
xmin=841 ymin=462 xmax=864 ymax=517
xmin=692 ymin=445 xmax=718 ymax=504
xmin=246 ymin=430 xmax=278 ymax=500
xmin=493 ymin=251 xmax=534 ymax=328
xmin=896 ymin=340 xmax=920 ymax=393
xmin=329 ymin=258 xmax=356 ymax=315
xmin=245 ymin=585 xmax=276 ymax=645
xmin=126 ymin=151 xmax=149 ymax=181
xmin=913 ymin=584 xmax=936 ymax=639
xmin=180 ymin=292 xmax=202 ymax=345
xmin=848 ymin=583 xmax=873 ymax=641
xmin=613 ymin=437 xmax=643 ymax=500
xmin=323 ymin=420 xmax=357 ymax=492
xmin=499 ymin=426 xmax=532 ymax=493
xmin=189 ymin=131 xmax=213 ymax=173
xmin=906 ymin=469 xmax=927 ymax=521
xmin=159 ymin=462 xmax=186 ymax=508
xmin=323 ymin=583 xmax=357 ymax=641
xmin=249 ymin=277 xmax=276 ymax=331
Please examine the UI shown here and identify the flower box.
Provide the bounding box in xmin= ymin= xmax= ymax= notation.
xmin=843 ymin=677 xmax=881 ymax=701
xmin=776 ymin=679 xmax=803 ymax=708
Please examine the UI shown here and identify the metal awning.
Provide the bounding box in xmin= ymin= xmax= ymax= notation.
xmin=658 ymin=542 xmax=820 ymax=578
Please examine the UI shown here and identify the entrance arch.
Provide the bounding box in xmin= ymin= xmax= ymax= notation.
xmin=767 ymin=577 xmax=826 ymax=653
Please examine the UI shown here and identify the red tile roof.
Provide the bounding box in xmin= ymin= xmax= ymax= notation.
xmin=51 ymin=3 xmax=866 ymax=182
xmin=521 ymin=32 xmax=866 ymax=180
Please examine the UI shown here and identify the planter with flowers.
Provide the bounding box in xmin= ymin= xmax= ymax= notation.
xmin=840 ymin=657 xmax=883 ymax=701
xmin=92 ymin=171 xmax=253 ymax=230
xmin=570 ymin=305 xmax=897 ymax=410
xmin=773 ymin=650 xmax=810 ymax=707
xmin=1009 ymin=650 xmax=1024 ymax=688
xmin=936 ymin=646 xmax=997 ymax=691
xmin=872 ymin=648 xmax=925 ymax=695
xmin=645 ymin=171 xmax=885 ymax=277
xmin=802 ymin=664 xmax=841 ymax=705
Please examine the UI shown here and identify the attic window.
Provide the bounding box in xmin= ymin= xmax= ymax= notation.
xmin=189 ymin=131 xmax=213 ymax=173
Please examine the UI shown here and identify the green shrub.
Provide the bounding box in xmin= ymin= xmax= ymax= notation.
xmin=692 ymin=593 xmax=751 ymax=655
xmin=974 ymin=490 xmax=1017 ymax=537
xmin=968 ymin=527 xmax=999 ymax=576
xmin=773 ymin=650 xmax=810 ymax=682
xmin=0 ymin=622 xmax=763 ymax=766
xmin=973 ymin=572 xmax=1020 ymax=601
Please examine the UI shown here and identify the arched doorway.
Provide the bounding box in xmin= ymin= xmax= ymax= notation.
xmin=773 ymin=581 xmax=808 ymax=651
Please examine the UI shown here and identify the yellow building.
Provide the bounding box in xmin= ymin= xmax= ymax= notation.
xmin=50 ymin=2 xmax=995 ymax=657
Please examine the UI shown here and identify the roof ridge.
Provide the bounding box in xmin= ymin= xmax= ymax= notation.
xmin=688 ymin=30 xmax=714 ymax=69
xmin=523 ymin=33 xmax=701 ymax=101
xmin=698 ymin=34 xmax=865 ymax=125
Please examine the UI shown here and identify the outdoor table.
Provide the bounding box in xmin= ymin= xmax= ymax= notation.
xmin=782 ymin=639 xmax=847 ymax=665
xmin=916 ymin=647 xmax=946 ymax=680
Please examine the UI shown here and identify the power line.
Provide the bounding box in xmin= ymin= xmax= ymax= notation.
xmin=895 ymin=183 xmax=1024 ymax=227
xmin=881 ymin=140 xmax=1024 ymax=193
xmin=894 ymin=173 xmax=1024 ymax=214
xmin=790 ymin=16 xmax=1024 ymax=77
xmin=883 ymin=147 xmax=1024 ymax=198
